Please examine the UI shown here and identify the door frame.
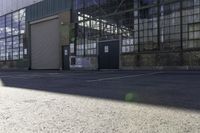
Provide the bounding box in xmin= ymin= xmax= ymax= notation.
xmin=29 ymin=15 xmax=59 ymax=70
xmin=62 ymin=45 xmax=70 ymax=70
xmin=98 ymin=39 xmax=120 ymax=70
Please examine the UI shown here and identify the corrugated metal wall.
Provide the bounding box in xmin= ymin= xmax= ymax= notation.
xmin=0 ymin=0 xmax=42 ymax=16
xmin=26 ymin=0 xmax=72 ymax=22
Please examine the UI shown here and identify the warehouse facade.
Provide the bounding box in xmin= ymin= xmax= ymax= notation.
xmin=0 ymin=0 xmax=200 ymax=70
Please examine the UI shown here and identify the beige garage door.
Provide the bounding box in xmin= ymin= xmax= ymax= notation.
xmin=31 ymin=19 xmax=60 ymax=69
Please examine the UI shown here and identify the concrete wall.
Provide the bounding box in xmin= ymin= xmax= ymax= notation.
xmin=120 ymin=51 xmax=200 ymax=70
xmin=68 ymin=51 xmax=200 ymax=70
xmin=0 ymin=60 xmax=29 ymax=69
xmin=183 ymin=51 xmax=200 ymax=66
xmin=0 ymin=0 xmax=42 ymax=16
xmin=70 ymin=57 xmax=98 ymax=70
xmin=59 ymin=12 xmax=71 ymax=46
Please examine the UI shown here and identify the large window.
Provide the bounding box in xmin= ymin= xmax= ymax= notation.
xmin=182 ymin=0 xmax=200 ymax=49
xmin=0 ymin=9 xmax=25 ymax=61
xmin=6 ymin=14 xmax=12 ymax=37
xmin=75 ymin=0 xmax=135 ymax=55
xmin=0 ymin=39 xmax=5 ymax=60
xmin=74 ymin=0 xmax=200 ymax=55
xmin=6 ymin=37 xmax=12 ymax=60
xmin=160 ymin=1 xmax=181 ymax=50
xmin=12 ymin=12 xmax=19 ymax=35
xmin=13 ymin=36 xmax=19 ymax=60
xmin=0 ymin=16 xmax=5 ymax=39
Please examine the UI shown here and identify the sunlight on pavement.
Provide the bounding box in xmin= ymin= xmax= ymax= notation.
xmin=0 ymin=86 xmax=200 ymax=133
xmin=0 ymin=79 xmax=4 ymax=87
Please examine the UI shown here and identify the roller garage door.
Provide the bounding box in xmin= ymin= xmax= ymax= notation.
xmin=31 ymin=18 xmax=60 ymax=69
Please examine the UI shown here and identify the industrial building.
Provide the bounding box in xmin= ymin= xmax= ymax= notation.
xmin=0 ymin=0 xmax=200 ymax=70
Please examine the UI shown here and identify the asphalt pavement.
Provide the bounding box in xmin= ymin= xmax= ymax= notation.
xmin=0 ymin=70 xmax=200 ymax=133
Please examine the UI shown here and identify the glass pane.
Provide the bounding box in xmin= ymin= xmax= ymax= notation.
xmin=12 ymin=11 xmax=19 ymax=35
xmin=0 ymin=16 xmax=5 ymax=39
xmin=6 ymin=14 xmax=12 ymax=37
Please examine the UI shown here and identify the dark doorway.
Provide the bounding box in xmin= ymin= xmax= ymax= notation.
xmin=62 ymin=45 xmax=70 ymax=70
xmin=98 ymin=40 xmax=120 ymax=69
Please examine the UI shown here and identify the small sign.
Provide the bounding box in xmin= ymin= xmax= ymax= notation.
xmin=104 ymin=46 xmax=109 ymax=53
xmin=64 ymin=50 xmax=68 ymax=55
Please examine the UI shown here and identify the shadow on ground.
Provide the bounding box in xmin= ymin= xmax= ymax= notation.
xmin=1 ymin=70 xmax=200 ymax=111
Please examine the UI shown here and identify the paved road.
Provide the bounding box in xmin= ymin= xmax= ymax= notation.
xmin=0 ymin=70 xmax=200 ymax=133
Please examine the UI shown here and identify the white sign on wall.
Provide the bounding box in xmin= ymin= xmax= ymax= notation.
xmin=104 ymin=46 xmax=109 ymax=53
xmin=64 ymin=50 xmax=68 ymax=56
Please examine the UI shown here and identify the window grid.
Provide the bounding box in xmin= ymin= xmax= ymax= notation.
xmin=0 ymin=9 xmax=25 ymax=61
xmin=74 ymin=0 xmax=200 ymax=55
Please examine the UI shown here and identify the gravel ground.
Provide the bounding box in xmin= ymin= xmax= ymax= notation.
xmin=0 ymin=85 xmax=200 ymax=133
